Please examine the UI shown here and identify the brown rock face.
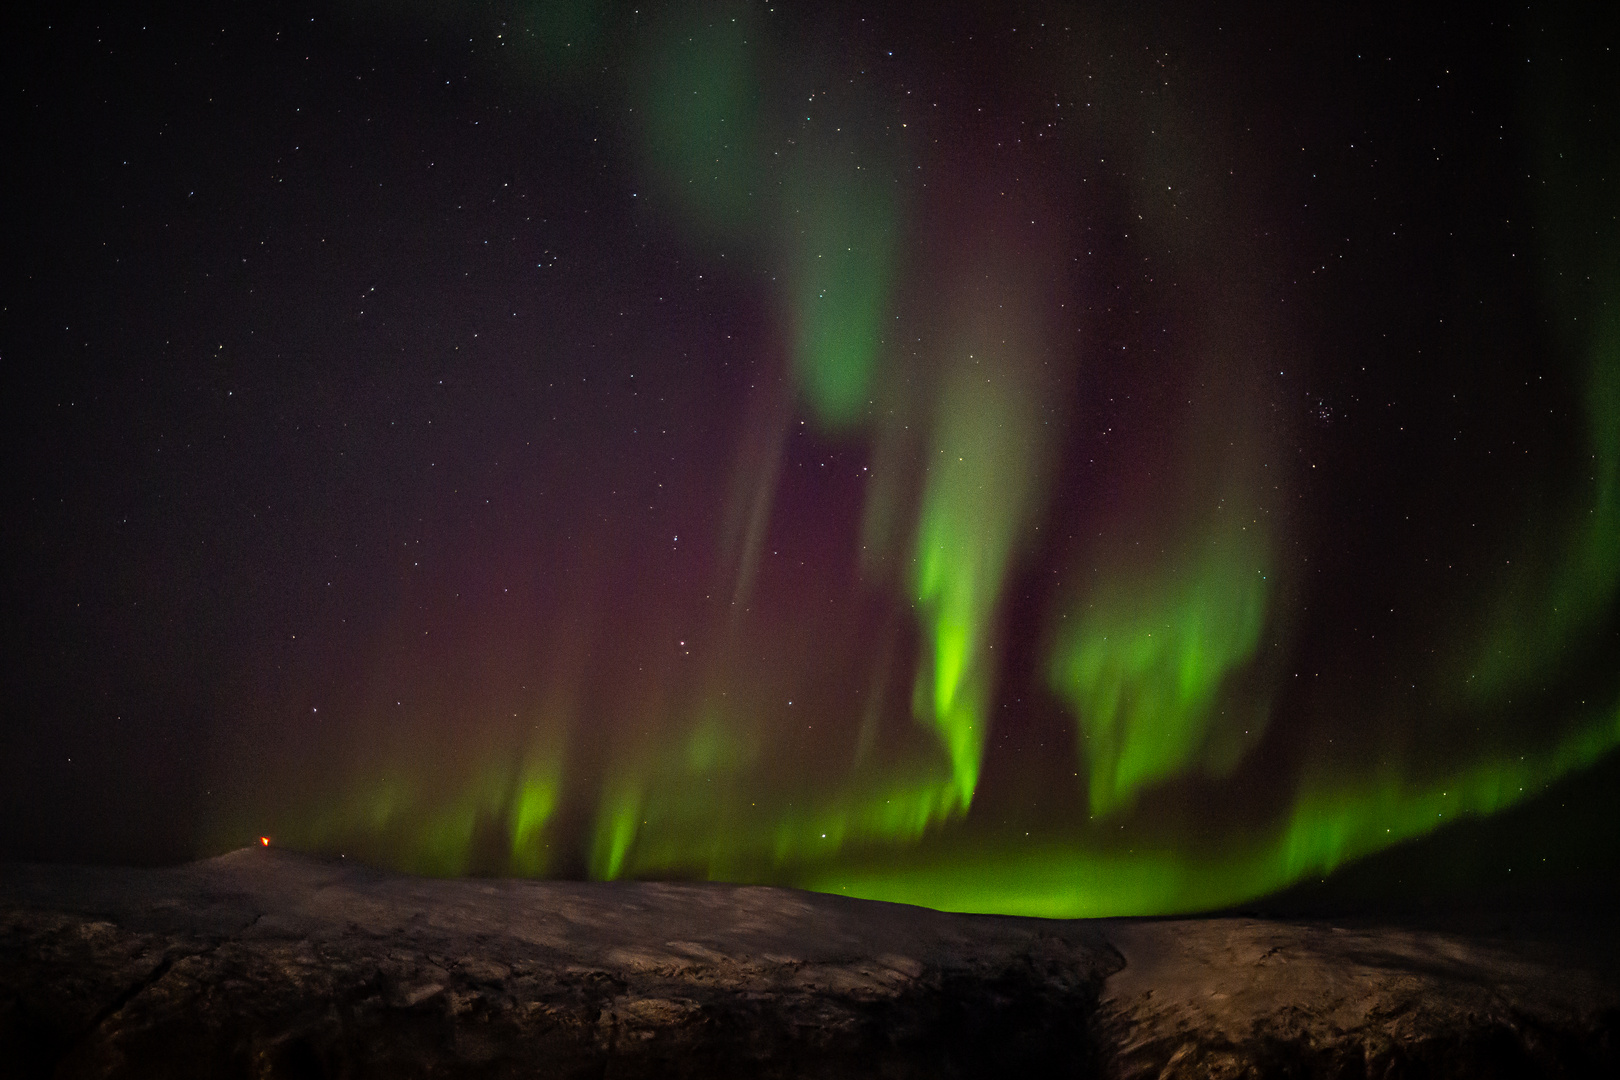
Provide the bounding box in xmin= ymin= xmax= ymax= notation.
xmin=1095 ymin=918 xmax=1620 ymax=1078
xmin=2 ymin=849 xmax=1615 ymax=1078
xmin=1 ymin=849 xmax=1116 ymax=1078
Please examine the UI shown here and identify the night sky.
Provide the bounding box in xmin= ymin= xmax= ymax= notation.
xmin=4 ymin=0 xmax=1618 ymax=916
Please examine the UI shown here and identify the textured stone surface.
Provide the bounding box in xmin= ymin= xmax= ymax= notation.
xmin=1 ymin=850 xmax=1116 ymax=1078
xmin=1095 ymin=917 xmax=1620 ymax=1078
xmin=2 ymin=850 xmax=1616 ymax=1078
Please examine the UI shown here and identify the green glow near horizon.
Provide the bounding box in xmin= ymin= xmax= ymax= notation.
xmin=581 ymin=701 xmax=973 ymax=881
xmin=1049 ymin=526 xmax=1271 ymax=814
xmin=593 ymin=761 xmax=969 ymax=881
xmin=592 ymin=777 xmax=641 ymax=880
xmin=588 ymin=712 xmax=760 ymax=879
xmin=266 ymin=743 xmax=563 ymax=879
xmin=799 ymin=700 xmax=1620 ymax=917
xmin=509 ymin=764 xmax=561 ymax=876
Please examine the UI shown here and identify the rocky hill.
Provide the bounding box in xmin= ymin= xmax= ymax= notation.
xmin=3 ymin=849 xmax=1615 ymax=1077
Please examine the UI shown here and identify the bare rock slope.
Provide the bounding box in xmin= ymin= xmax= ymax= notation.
xmin=2 ymin=849 xmax=1615 ymax=1078
xmin=1096 ymin=916 xmax=1618 ymax=1077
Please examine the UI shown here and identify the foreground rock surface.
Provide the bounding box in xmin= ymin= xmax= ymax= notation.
xmin=1097 ymin=917 xmax=1618 ymax=1078
xmin=2 ymin=850 xmax=1615 ymax=1078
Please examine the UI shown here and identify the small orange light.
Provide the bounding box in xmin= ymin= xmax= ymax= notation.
xmin=260 ymin=836 xmax=271 ymax=847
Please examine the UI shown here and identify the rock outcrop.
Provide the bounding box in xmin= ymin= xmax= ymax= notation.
xmin=2 ymin=849 xmax=1615 ymax=1077
xmin=1096 ymin=917 xmax=1619 ymax=1078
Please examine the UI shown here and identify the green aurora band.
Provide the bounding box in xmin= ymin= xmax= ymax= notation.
xmin=910 ymin=337 xmax=1054 ymax=811
xmin=800 ymin=699 xmax=1620 ymax=916
xmin=234 ymin=1 xmax=1620 ymax=917
xmin=1048 ymin=525 xmax=1271 ymax=816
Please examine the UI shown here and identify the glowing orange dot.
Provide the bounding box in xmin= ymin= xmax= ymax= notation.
xmin=260 ymin=837 xmax=270 ymax=847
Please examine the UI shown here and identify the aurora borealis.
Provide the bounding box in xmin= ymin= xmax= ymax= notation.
xmin=5 ymin=1 xmax=1618 ymax=917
